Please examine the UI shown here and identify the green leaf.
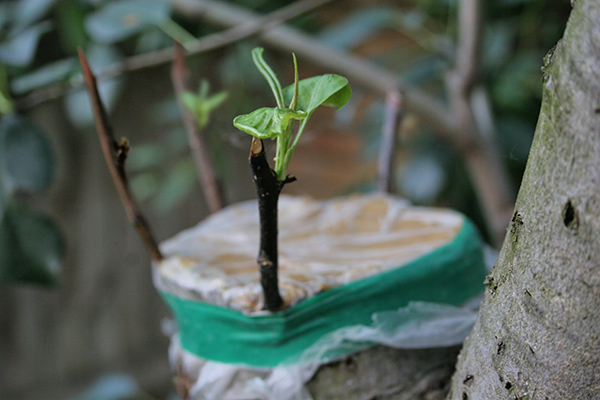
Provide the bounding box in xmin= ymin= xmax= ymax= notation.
xmin=11 ymin=58 xmax=77 ymax=95
xmin=283 ymin=74 xmax=351 ymax=115
xmin=56 ymin=0 xmax=89 ymax=54
xmin=0 ymin=115 xmax=54 ymax=195
xmin=233 ymin=107 xmax=307 ymax=139
xmin=152 ymin=157 xmax=196 ymax=212
xmin=252 ymin=47 xmax=285 ymax=108
xmin=181 ymin=81 xmax=228 ymax=129
xmin=130 ymin=172 xmax=159 ymax=202
xmin=126 ymin=142 xmax=167 ymax=171
xmin=181 ymin=91 xmax=197 ymax=111
xmin=0 ymin=21 xmax=52 ymax=67
xmin=0 ymin=3 xmax=13 ymax=33
xmin=0 ymin=64 xmax=13 ymax=114
xmin=85 ymin=0 xmax=170 ymax=44
xmin=0 ymin=201 xmax=64 ymax=286
xmin=14 ymin=0 xmax=58 ymax=32
xmin=318 ymin=7 xmax=394 ymax=50
xmin=203 ymin=90 xmax=229 ymax=113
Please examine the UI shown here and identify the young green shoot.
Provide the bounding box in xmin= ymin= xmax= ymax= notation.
xmin=232 ymin=48 xmax=350 ymax=311
xmin=181 ymin=80 xmax=228 ymax=130
xmin=234 ymin=47 xmax=351 ymax=182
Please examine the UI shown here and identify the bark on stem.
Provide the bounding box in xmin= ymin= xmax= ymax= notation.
xmin=249 ymin=138 xmax=287 ymax=311
xmin=78 ymin=49 xmax=163 ymax=262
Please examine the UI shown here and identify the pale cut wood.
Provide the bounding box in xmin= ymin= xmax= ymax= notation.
xmin=154 ymin=193 xmax=464 ymax=314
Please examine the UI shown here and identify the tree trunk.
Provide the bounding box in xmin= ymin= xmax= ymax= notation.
xmin=447 ymin=1 xmax=600 ymax=399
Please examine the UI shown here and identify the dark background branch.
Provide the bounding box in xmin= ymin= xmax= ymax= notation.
xmin=378 ymin=91 xmax=403 ymax=193
xmin=171 ymin=44 xmax=225 ymax=214
xmin=78 ymin=49 xmax=163 ymax=262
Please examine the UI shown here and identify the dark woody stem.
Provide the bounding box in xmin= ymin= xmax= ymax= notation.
xmin=249 ymin=137 xmax=295 ymax=311
xmin=78 ymin=49 xmax=163 ymax=262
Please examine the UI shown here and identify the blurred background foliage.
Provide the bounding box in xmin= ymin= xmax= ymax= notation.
xmin=0 ymin=0 xmax=569 ymax=398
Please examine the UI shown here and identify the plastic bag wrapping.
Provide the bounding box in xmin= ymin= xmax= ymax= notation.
xmin=168 ymin=295 xmax=483 ymax=400
xmin=156 ymin=193 xmax=492 ymax=398
xmin=154 ymin=194 xmax=465 ymax=315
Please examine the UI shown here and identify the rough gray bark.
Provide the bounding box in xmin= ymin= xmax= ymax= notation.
xmin=447 ymin=1 xmax=600 ymax=399
xmin=308 ymin=345 xmax=461 ymax=400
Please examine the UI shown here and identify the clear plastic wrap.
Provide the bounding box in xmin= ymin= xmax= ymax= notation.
xmin=154 ymin=194 xmax=465 ymax=314
xmin=153 ymin=193 xmax=490 ymax=399
xmin=168 ymin=296 xmax=483 ymax=400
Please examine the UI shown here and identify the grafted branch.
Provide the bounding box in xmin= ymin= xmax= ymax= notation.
xmin=249 ymin=138 xmax=288 ymax=311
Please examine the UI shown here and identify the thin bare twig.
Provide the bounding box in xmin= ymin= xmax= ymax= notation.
xmin=171 ymin=43 xmax=225 ymax=213
xmin=448 ymin=0 xmax=514 ymax=245
xmin=78 ymin=49 xmax=163 ymax=262
xmin=378 ymin=90 xmax=403 ymax=193
xmin=16 ymin=0 xmax=335 ymax=111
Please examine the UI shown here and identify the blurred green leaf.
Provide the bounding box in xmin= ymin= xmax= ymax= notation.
xmin=180 ymin=92 xmax=198 ymax=116
xmin=395 ymin=8 xmax=427 ymax=31
xmin=0 ymin=114 xmax=54 ymax=195
xmin=0 ymin=64 xmax=13 ymax=114
xmin=182 ymin=81 xmax=228 ymax=129
xmin=482 ymin=22 xmax=516 ymax=71
xmin=14 ymin=0 xmax=58 ymax=32
xmin=11 ymin=58 xmax=77 ymax=94
xmin=401 ymin=54 xmax=447 ymax=85
xmin=233 ymin=107 xmax=306 ymax=139
xmin=283 ymin=74 xmax=351 ymax=114
xmin=492 ymin=52 xmax=543 ymax=111
xmin=130 ymin=172 xmax=160 ymax=202
xmin=127 ymin=143 xmax=168 ymax=171
xmin=0 ymin=201 xmax=64 ymax=286
xmin=85 ymin=0 xmax=170 ymax=44
xmin=56 ymin=0 xmax=89 ymax=54
xmin=152 ymin=157 xmax=196 ymax=212
xmin=252 ymin=47 xmax=285 ymax=108
xmin=0 ymin=3 xmax=13 ymax=33
xmin=135 ymin=28 xmax=172 ymax=53
xmin=0 ymin=21 xmax=52 ymax=67
xmin=318 ymin=7 xmax=393 ymax=50
xmin=496 ymin=116 xmax=534 ymax=162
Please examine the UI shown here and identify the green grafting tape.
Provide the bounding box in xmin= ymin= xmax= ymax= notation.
xmin=161 ymin=218 xmax=487 ymax=368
